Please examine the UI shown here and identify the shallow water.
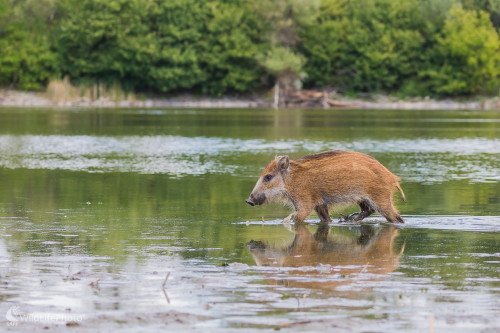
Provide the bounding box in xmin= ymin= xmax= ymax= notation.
xmin=0 ymin=108 xmax=499 ymax=331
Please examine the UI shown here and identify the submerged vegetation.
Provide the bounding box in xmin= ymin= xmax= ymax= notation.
xmin=1 ymin=0 xmax=500 ymax=97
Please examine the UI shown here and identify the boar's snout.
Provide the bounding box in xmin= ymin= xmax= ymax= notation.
xmin=246 ymin=193 xmax=266 ymax=206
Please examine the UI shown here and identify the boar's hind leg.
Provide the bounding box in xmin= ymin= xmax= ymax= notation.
xmin=346 ymin=200 xmax=374 ymax=221
xmin=356 ymin=201 xmax=375 ymax=221
xmin=314 ymin=205 xmax=332 ymax=222
xmin=377 ymin=201 xmax=404 ymax=223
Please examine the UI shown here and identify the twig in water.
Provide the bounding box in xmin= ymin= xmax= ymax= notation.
xmin=162 ymin=272 xmax=171 ymax=304
xmin=88 ymin=278 xmax=100 ymax=287
xmin=163 ymin=288 xmax=170 ymax=304
xmin=162 ymin=272 xmax=170 ymax=288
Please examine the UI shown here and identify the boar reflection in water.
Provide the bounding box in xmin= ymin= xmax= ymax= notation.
xmin=247 ymin=223 xmax=403 ymax=289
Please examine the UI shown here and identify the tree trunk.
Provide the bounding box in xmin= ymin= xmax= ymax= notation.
xmin=273 ymin=81 xmax=279 ymax=109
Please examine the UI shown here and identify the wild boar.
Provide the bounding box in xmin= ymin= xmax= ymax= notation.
xmin=245 ymin=150 xmax=406 ymax=223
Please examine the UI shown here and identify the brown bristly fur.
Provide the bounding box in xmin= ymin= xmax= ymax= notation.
xmin=247 ymin=150 xmax=406 ymax=223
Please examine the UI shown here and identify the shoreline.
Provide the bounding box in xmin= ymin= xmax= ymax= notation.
xmin=1 ymin=89 xmax=499 ymax=110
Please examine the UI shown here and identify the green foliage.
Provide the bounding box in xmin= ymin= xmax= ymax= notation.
xmin=253 ymin=0 xmax=318 ymax=91
xmin=55 ymin=0 xmax=265 ymax=95
xmin=55 ymin=0 xmax=160 ymax=90
xmin=422 ymin=5 xmax=500 ymax=95
xmin=257 ymin=46 xmax=306 ymax=78
xmin=0 ymin=32 xmax=56 ymax=90
xmin=187 ymin=1 xmax=266 ymax=95
xmin=254 ymin=0 xmax=320 ymax=47
xmin=1 ymin=0 xmax=500 ymax=97
xmin=301 ymin=0 xmax=427 ymax=92
xmin=0 ymin=0 xmax=57 ymax=90
xmin=300 ymin=0 xmax=500 ymax=96
xmin=297 ymin=0 xmax=348 ymax=88
xmin=462 ymin=0 xmax=500 ymax=27
xmin=256 ymin=46 xmax=306 ymax=89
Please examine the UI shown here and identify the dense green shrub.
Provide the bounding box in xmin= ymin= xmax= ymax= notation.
xmin=54 ymin=0 xmax=161 ymax=91
xmin=300 ymin=0 xmax=500 ymax=96
xmin=254 ymin=0 xmax=319 ymax=93
xmin=300 ymin=0 xmax=435 ymax=93
xmin=195 ymin=1 xmax=267 ymax=95
xmin=0 ymin=31 xmax=55 ymax=90
xmin=422 ymin=5 xmax=500 ymax=95
xmin=55 ymin=0 xmax=266 ymax=95
xmin=0 ymin=0 xmax=57 ymax=90
xmin=1 ymin=0 xmax=500 ymax=97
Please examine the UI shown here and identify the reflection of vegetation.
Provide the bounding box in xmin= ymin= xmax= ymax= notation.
xmin=1 ymin=108 xmax=500 ymax=141
xmin=0 ymin=168 xmax=498 ymax=262
xmin=0 ymin=108 xmax=498 ymax=293
xmin=397 ymin=228 xmax=500 ymax=290
xmin=0 ymin=168 xmax=290 ymax=262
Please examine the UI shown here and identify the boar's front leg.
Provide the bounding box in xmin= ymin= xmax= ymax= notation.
xmin=314 ymin=205 xmax=332 ymax=222
xmin=293 ymin=204 xmax=314 ymax=222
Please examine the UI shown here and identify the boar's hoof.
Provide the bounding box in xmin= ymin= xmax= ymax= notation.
xmin=347 ymin=212 xmax=361 ymax=221
xmin=338 ymin=212 xmax=362 ymax=223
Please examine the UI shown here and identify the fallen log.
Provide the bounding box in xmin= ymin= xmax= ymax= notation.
xmin=279 ymin=89 xmax=356 ymax=108
xmin=326 ymin=99 xmax=356 ymax=108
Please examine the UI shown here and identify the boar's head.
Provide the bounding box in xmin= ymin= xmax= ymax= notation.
xmin=246 ymin=155 xmax=289 ymax=206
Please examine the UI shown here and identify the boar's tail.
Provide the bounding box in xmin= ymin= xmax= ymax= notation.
xmin=396 ymin=184 xmax=407 ymax=203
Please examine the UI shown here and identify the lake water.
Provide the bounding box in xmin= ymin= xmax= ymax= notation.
xmin=0 ymin=108 xmax=499 ymax=332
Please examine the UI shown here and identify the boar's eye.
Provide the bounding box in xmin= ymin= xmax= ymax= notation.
xmin=263 ymin=174 xmax=273 ymax=182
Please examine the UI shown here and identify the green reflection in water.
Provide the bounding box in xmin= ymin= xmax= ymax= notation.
xmin=1 ymin=168 xmax=499 ymax=261
xmin=0 ymin=107 xmax=499 ymax=330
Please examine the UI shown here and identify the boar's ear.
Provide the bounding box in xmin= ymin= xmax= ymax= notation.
xmin=277 ymin=155 xmax=290 ymax=171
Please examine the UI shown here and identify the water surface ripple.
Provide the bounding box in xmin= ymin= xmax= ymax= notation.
xmin=0 ymin=108 xmax=499 ymax=332
xmin=1 ymin=135 xmax=499 ymax=182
